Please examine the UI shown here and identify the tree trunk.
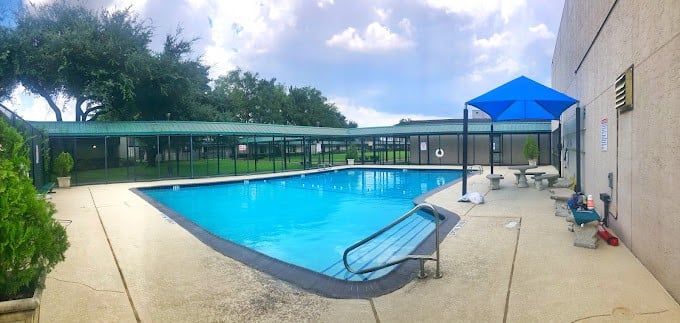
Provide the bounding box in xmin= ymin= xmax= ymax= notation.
xmin=36 ymin=89 xmax=62 ymax=121
xmin=75 ymin=97 xmax=85 ymax=122
xmin=82 ymin=105 xmax=103 ymax=121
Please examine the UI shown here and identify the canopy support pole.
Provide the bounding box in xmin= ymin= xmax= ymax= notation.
xmin=575 ymin=104 xmax=582 ymax=192
xmin=462 ymin=105 xmax=468 ymax=196
xmin=489 ymin=122 xmax=494 ymax=174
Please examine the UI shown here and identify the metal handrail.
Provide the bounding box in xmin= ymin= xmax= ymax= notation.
xmin=342 ymin=203 xmax=442 ymax=279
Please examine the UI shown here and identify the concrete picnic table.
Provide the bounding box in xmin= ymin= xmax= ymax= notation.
xmin=508 ymin=165 xmax=538 ymax=188
xmin=534 ymin=173 xmax=560 ymax=190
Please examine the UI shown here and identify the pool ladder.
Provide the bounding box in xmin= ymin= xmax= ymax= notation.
xmin=342 ymin=203 xmax=442 ymax=279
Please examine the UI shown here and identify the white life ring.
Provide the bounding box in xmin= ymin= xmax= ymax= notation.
xmin=435 ymin=148 xmax=445 ymax=158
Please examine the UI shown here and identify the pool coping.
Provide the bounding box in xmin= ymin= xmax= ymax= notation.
xmin=130 ymin=167 xmax=463 ymax=299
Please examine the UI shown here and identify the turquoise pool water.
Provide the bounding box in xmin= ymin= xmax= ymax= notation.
xmin=140 ymin=168 xmax=462 ymax=281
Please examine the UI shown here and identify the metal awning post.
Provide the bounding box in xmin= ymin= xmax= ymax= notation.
xmin=462 ymin=105 xmax=468 ymax=196
xmin=575 ymin=104 xmax=582 ymax=192
xmin=489 ymin=122 xmax=494 ymax=174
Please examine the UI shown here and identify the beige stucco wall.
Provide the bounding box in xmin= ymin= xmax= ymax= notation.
xmin=407 ymin=133 xmax=552 ymax=166
xmin=553 ymin=0 xmax=680 ymax=301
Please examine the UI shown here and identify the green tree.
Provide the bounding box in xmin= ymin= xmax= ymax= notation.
xmin=0 ymin=118 xmax=69 ymax=300
xmin=346 ymin=144 xmax=359 ymax=160
xmin=8 ymin=3 xmax=216 ymax=123
xmin=212 ymin=69 xmax=261 ymax=123
xmin=3 ymin=2 xmax=357 ymax=126
xmin=71 ymin=8 xmax=152 ymax=121
xmin=397 ymin=118 xmax=412 ymax=125
xmin=0 ymin=27 xmax=17 ymax=100
xmin=53 ymin=151 xmax=74 ymax=177
xmin=212 ymin=70 xmax=356 ymax=127
xmin=523 ymin=135 xmax=539 ymax=161
xmin=104 ymin=29 xmax=213 ymax=122
xmin=287 ymin=86 xmax=352 ymax=127
xmin=11 ymin=3 xmax=152 ymax=121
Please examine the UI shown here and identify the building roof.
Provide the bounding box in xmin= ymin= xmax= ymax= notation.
xmin=28 ymin=120 xmax=553 ymax=138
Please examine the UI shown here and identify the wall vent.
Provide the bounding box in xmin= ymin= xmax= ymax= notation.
xmin=615 ymin=66 xmax=633 ymax=112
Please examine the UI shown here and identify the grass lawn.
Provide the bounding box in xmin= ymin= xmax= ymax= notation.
xmin=72 ymin=150 xmax=408 ymax=184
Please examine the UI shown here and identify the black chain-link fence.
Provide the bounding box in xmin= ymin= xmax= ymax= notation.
xmin=0 ymin=103 xmax=49 ymax=189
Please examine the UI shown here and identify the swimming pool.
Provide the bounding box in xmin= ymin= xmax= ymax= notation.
xmin=134 ymin=168 xmax=462 ymax=298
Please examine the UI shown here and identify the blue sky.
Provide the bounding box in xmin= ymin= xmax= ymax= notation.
xmin=2 ymin=0 xmax=565 ymax=127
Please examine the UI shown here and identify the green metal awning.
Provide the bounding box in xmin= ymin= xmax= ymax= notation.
xmin=28 ymin=121 xmax=347 ymax=137
xmin=29 ymin=120 xmax=553 ymax=138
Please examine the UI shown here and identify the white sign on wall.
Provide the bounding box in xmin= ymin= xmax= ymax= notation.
xmin=420 ymin=142 xmax=427 ymax=151
xmin=600 ymin=118 xmax=608 ymax=151
xmin=238 ymin=144 xmax=247 ymax=152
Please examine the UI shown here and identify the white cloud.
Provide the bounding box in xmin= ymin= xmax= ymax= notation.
xmin=326 ymin=22 xmax=414 ymax=52
xmin=186 ymin=0 xmax=208 ymax=11
xmin=1 ymin=85 xmax=71 ymax=121
xmin=529 ymin=23 xmax=555 ymax=39
xmin=468 ymin=72 xmax=483 ymax=83
xmin=330 ymin=96 xmax=446 ymax=127
xmin=467 ymin=56 xmax=522 ymax=82
xmin=202 ymin=1 xmax=298 ymax=78
xmin=201 ymin=45 xmax=238 ymax=79
xmin=317 ymin=0 xmax=334 ymax=8
xmin=375 ymin=7 xmax=391 ymax=21
xmin=326 ymin=27 xmax=361 ymax=50
xmin=499 ymin=0 xmax=527 ymax=24
xmin=466 ymin=12 xmax=557 ymax=83
xmin=472 ymin=54 xmax=489 ymax=64
xmin=11 ymin=0 xmax=563 ymax=125
xmin=109 ymin=0 xmax=148 ymax=11
xmin=21 ymin=0 xmax=52 ymax=6
xmin=424 ymin=0 xmax=526 ymax=25
xmin=473 ymin=32 xmax=510 ymax=49
xmin=398 ymin=18 xmax=413 ymax=36
xmin=488 ymin=57 xmax=521 ymax=74
xmin=267 ymin=0 xmax=295 ymax=22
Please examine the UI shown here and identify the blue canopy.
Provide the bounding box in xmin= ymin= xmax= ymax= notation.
xmin=461 ymin=75 xmax=581 ymax=195
xmin=466 ymin=76 xmax=577 ymax=121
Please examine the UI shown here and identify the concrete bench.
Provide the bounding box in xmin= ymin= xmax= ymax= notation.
xmin=552 ymin=177 xmax=574 ymax=189
xmin=513 ymin=171 xmax=545 ymax=185
xmin=486 ymin=174 xmax=504 ymax=190
xmin=534 ymin=173 xmax=559 ymax=190
xmin=38 ymin=182 xmax=55 ymax=195
xmin=550 ymin=190 xmax=573 ymax=217
xmin=566 ymin=208 xmax=601 ymax=249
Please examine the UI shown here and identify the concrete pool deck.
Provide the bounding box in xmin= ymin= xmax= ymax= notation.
xmin=40 ymin=166 xmax=680 ymax=322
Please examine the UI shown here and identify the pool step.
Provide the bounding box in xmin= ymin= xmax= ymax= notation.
xmin=322 ymin=212 xmax=435 ymax=281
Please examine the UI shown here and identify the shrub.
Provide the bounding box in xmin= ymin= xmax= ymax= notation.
xmin=53 ymin=151 xmax=74 ymax=177
xmin=346 ymin=144 xmax=359 ymax=160
xmin=523 ymin=136 xmax=539 ymax=161
xmin=0 ymin=119 xmax=69 ymax=301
